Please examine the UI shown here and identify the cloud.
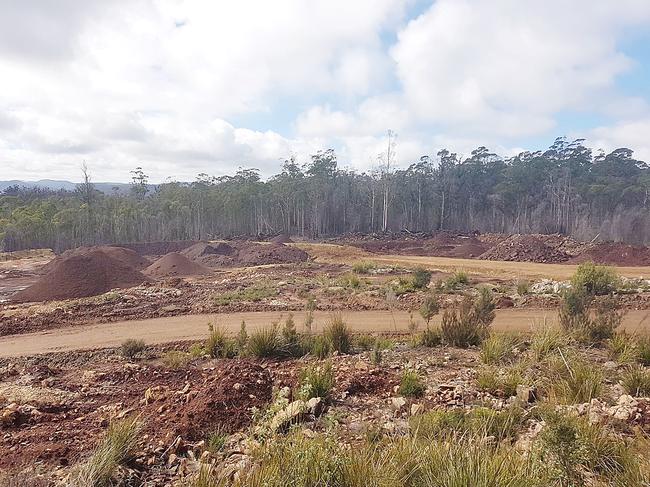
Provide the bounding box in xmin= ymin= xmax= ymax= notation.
xmin=1 ymin=0 xmax=650 ymax=182
xmin=586 ymin=118 xmax=650 ymax=162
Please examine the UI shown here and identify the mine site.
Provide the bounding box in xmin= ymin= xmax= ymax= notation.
xmin=2 ymin=230 xmax=650 ymax=486
xmin=4 ymin=1 xmax=650 ymax=486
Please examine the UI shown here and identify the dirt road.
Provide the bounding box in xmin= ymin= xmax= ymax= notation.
xmin=295 ymin=243 xmax=650 ymax=280
xmin=1 ymin=308 xmax=649 ymax=358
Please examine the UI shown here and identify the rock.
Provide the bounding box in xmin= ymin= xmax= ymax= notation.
xmin=391 ymin=397 xmax=407 ymax=411
xmin=410 ymin=403 xmax=424 ymax=416
xmin=603 ymin=361 xmax=618 ymax=370
xmin=269 ymin=397 xmax=323 ymax=433
xmin=516 ymin=385 xmax=537 ymax=403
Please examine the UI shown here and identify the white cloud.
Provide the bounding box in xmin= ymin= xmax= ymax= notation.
xmin=1 ymin=0 xmax=650 ymax=182
xmin=586 ymin=118 xmax=650 ymax=162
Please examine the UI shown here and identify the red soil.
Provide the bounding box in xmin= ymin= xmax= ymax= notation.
xmin=568 ymin=242 xmax=650 ymax=266
xmin=42 ymin=246 xmax=150 ymax=273
xmin=12 ymin=249 xmax=149 ymax=303
xmin=143 ymin=252 xmax=211 ymax=278
xmin=477 ymin=235 xmax=570 ymax=263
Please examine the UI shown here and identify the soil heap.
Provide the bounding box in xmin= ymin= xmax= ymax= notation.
xmin=182 ymin=241 xmax=309 ymax=267
xmin=12 ymin=249 xmax=149 ymax=303
xmin=112 ymin=240 xmax=197 ymax=257
xmin=568 ymin=242 xmax=650 ymax=266
xmin=144 ymin=252 xmax=211 ymax=277
xmin=477 ymin=234 xmax=570 ymax=263
xmin=269 ymin=233 xmax=294 ymax=244
xmin=42 ymin=246 xmax=150 ymax=274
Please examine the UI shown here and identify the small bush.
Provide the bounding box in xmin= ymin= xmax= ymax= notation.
xmin=206 ymin=429 xmax=228 ymax=454
xmin=637 ymin=336 xmax=650 ymax=366
xmin=607 ymin=332 xmax=637 ymax=363
xmin=371 ymin=343 xmax=382 ymax=365
xmin=516 ymin=279 xmax=531 ymax=295
xmin=621 ymin=365 xmax=650 ymax=396
xmin=297 ymin=361 xmax=335 ymax=401
xmin=480 ymin=333 xmax=518 ymax=364
xmin=247 ymin=326 xmax=280 ymax=358
xmin=212 ymin=284 xmax=277 ymax=306
xmin=162 ymin=350 xmax=192 ymax=368
xmin=419 ymin=293 xmax=440 ymax=325
xmin=120 ymin=339 xmax=145 ymax=359
xmin=441 ymin=290 xmax=494 ymax=347
xmin=323 ymin=314 xmax=351 ymax=354
xmin=543 ymin=352 xmax=603 ymax=404
xmin=205 ymin=324 xmax=236 ymax=358
xmin=281 ymin=314 xmax=304 ymax=357
xmin=236 ymin=320 xmax=248 ymax=351
xmin=411 ymin=267 xmax=432 ymax=289
xmin=571 ymin=262 xmax=619 ymax=296
xmin=68 ymin=416 xmax=142 ymax=487
xmin=398 ymin=369 xmax=426 ymax=397
xmin=476 ymin=365 xmax=523 ymax=397
xmin=420 ymin=326 xmax=442 ymax=347
xmin=311 ymin=335 xmax=332 ymax=359
xmin=337 ymin=272 xmax=363 ymax=289
xmin=531 ymin=325 xmax=570 ymax=360
xmin=441 ymin=270 xmax=469 ymax=291
xmin=351 ymin=261 xmax=376 ymax=274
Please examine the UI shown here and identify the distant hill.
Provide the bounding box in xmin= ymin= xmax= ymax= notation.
xmin=0 ymin=180 xmax=135 ymax=194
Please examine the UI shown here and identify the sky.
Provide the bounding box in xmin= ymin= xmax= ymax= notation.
xmin=1 ymin=0 xmax=650 ymax=183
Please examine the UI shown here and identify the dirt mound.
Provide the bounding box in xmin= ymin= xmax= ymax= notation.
xmin=269 ymin=234 xmax=294 ymax=244
xmin=113 ymin=240 xmax=197 ymax=256
xmin=441 ymin=238 xmax=490 ymax=258
xmin=182 ymin=241 xmax=236 ymax=260
xmin=146 ymin=360 xmax=273 ymax=440
xmin=568 ymin=242 xmax=650 ymax=266
xmin=42 ymin=246 xmax=150 ymax=273
xmin=143 ymin=252 xmax=210 ymax=278
xmin=12 ymin=250 xmax=149 ymax=302
xmin=236 ymin=242 xmax=309 ymax=266
xmin=478 ymin=234 xmax=570 ymax=263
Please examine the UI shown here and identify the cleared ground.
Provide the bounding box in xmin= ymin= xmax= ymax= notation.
xmin=1 ymin=308 xmax=650 ymax=357
xmin=295 ymin=243 xmax=650 ymax=280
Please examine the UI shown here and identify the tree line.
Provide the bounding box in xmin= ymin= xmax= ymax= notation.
xmin=2 ymin=137 xmax=650 ymax=252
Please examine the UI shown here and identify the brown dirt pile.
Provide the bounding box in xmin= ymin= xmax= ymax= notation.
xmin=12 ymin=249 xmax=150 ymax=303
xmin=43 ymin=246 xmax=150 ymax=273
xmin=143 ymin=252 xmax=210 ymax=278
xmin=477 ymin=234 xmax=570 ymax=263
xmin=269 ymin=233 xmax=294 ymax=244
xmin=112 ymin=240 xmax=198 ymax=256
xmin=568 ymin=242 xmax=650 ymax=266
xmin=182 ymin=241 xmax=309 ymax=267
xmin=144 ymin=360 xmax=273 ymax=441
xmin=353 ymin=234 xmax=489 ymax=259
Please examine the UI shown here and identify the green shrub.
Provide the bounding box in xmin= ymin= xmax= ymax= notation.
xmin=212 ymin=284 xmax=277 ymax=306
xmin=337 ymin=272 xmax=363 ymax=289
xmin=236 ymin=320 xmax=248 ymax=351
xmin=607 ymin=332 xmax=637 ymax=363
xmin=441 ymin=290 xmax=494 ymax=347
xmin=351 ymin=260 xmax=376 ymax=274
xmin=68 ymin=417 xmax=142 ymax=487
xmin=531 ymin=325 xmax=570 ymax=360
xmin=516 ymin=279 xmax=531 ymax=295
xmin=398 ymin=369 xmax=426 ymax=397
xmin=323 ymin=314 xmax=351 ymax=354
xmin=571 ymin=262 xmax=619 ymax=296
xmin=637 ymin=336 xmax=650 ymax=366
xmin=420 ymin=326 xmax=442 ymax=347
xmin=310 ymin=335 xmax=332 ymax=359
xmin=247 ymin=327 xmax=281 ymax=358
xmin=476 ymin=365 xmax=523 ymax=397
xmin=120 ymin=339 xmax=145 ymax=360
xmin=371 ymin=343 xmax=382 ymax=365
xmin=621 ymin=365 xmax=650 ymax=396
xmin=162 ymin=350 xmax=192 ymax=368
xmin=441 ymin=270 xmax=469 ymax=291
xmin=280 ymin=314 xmax=304 ymax=357
xmin=543 ymin=352 xmax=603 ymax=404
xmin=419 ymin=293 xmax=440 ymax=325
xmin=206 ymin=429 xmax=228 ymax=454
xmin=538 ymin=411 xmax=638 ymax=484
xmin=480 ymin=333 xmax=518 ymax=364
xmin=205 ymin=324 xmax=236 ymax=358
xmin=410 ymin=406 xmax=525 ymax=443
xmin=297 ymin=361 xmax=335 ymax=401
xmin=412 ymin=267 xmax=432 ymax=290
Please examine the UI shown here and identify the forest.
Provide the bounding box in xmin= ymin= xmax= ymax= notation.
xmin=2 ymin=137 xmax=650 ymax=252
